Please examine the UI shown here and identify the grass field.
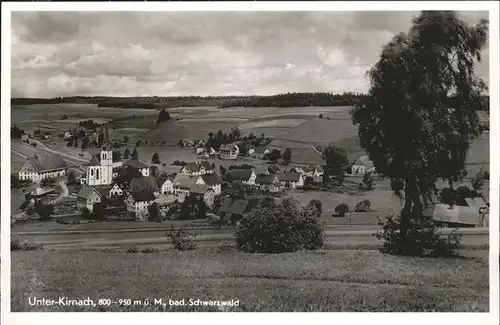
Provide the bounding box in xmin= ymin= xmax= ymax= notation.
xmin=11 ymin=249 xmax=488 ymax=312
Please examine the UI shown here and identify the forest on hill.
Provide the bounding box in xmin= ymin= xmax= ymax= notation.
xmin=11 ymin=92 xmax=489 ymax=110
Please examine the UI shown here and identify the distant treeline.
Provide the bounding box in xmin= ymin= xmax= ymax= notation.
xmin=218 ymin=92 xmax=366 ymax=108
xmin=11 ymin=93 xmax=489 ymax=110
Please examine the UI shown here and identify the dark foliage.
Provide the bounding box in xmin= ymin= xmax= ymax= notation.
xmin=235 ymin=197 xmax=325 ymax=253
xmin=11 ymin=125 xmax=25 ymax=139
xmin=165 ymin=226 xmax=199 ymax=251
xmin=376 ymin=213 xmax=462 ymax=257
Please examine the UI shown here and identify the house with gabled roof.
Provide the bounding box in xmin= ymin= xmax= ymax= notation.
xmin=292 ymin=165 xmax=324 ymax=177
xmin=130 ymin=176 xmax=160 ymax=197
xmin=255 ymin=173 xmax=280 ymax=192
xmin=250 ymin=147 xmax=270 ymax=159
xmin=172 ymin=174 xmax=204 ymax=199
xmin=276 ymin=172 xmax=304 ymax=189
xmin=225 ymin=168 xmax=256 ymax=185
xmin=423 ymin=204 xmax=483 ymax=227
xmin=190 ymin=184 xmax=216 ymax=207
xmin=18 ymin=153 xmax=68 ymax=183
xmin=351 ymin=155 xmax=375 ymax=175
xmin=200 ymin=173 xmax=222 ymax=195
xmin=219 ymin=143 xmax=240 ymax=160
xmin=123 ymin=158 xmax=150 ymax=177
xmin=159 ymin=177 xmax=174 ymax=195
xmin=219 ymin=197 xmax=249 ymax=224
xmin=126 ymin=189 xmax=156 ymax=221
xmin=180 ymin=161 xmax=214 ymax=176
xmin=75 ymin=186 xmax=102 ymax=212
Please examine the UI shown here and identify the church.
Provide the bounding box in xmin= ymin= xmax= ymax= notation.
xmin=80 ymin=124 xmax=123 ymax=186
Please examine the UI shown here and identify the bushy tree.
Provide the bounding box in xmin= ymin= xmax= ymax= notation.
xmin=335 ymin=203 xmax=349 ymax=217
xmin=123 ymin=135 xmax=129 ymax=143
xmin=156 ymin=109 xmax=172 ymax=124
xmin=305 ymin=199 xmax=323 ymax=218
xmin=131 ymin=148 xmax=139 ymax=160
xmin=282 ymin=148 xmax=292 ymax=163
xmin=323 ymin=145 xmax=349 ymax=176
xmin=362 ymin=172 xmax=374 ymax=190
xmin=352 ymin=11 xmax=488 ymax=256
xmin=123 ymin=148 xmax=130 ymax=159
xmin=471 ymin=168 xmax=486 ymax=191
xmin=152 ymin=152 xmax=160 ymax=164
xmin=267 ymin=149 xmax=281 ymax=162
xmin=67 ymin=171 xmax=76 ymax=184
xmin=235 ymin=196 xmax=324 ymax=253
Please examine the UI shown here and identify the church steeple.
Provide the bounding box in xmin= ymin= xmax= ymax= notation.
xmin=100 ymin=123 xmax=113 ymax=150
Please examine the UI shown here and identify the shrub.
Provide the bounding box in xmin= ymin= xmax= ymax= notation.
xmin=305 ymin=199 xmax=323 ymax=218
xmin=217 ymin=240 xmax=236 ymax=253
xmin=126 ymin=246 xmax=139 ymax=253
xmin=141 ymin=247 xmax=160 ymax=254
xmin=335 ymin=203 xmax=349 ymax=217
xmin=355 ymin=200 xmax=371 ymax=212
xmin=376 ymin=213 xmax=462 ymax=257
xmin=11 ymin=236 xmax=41 ymax=251
xmin=235 ymin=197 xmax=325 ymax=253
xmin=165 ymin=226 xmax=199 ymax=251
xmin=81 ymin=207 xmax=91 ymax=219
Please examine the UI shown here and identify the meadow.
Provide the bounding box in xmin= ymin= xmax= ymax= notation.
xmin=11 ymin=249 xmax=488 ymax=312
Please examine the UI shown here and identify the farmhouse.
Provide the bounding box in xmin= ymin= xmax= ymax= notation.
xmin=351 ymin=155 xmax=375 ymax=175
xmin=75 ymin=186 xmax=102 ymax=212
xmin=123 ymin=159 xmax=150 ymax=177
xmin=250 ymin=147 xmax=270 ymax=159
xmin=225 ymin=168 xmax=256 ymax=185
xmin=255 ymin=174 xmax=280 ymax=192
xmin=180 ymin=161 xmax=214 ymax=176
xmin=219 ymin=144 xmax=240 ymax=160
xmin=276 ymin=172 xmax=304 ymax=189
xmin=18 ymin=153 xmax=68 ymax=182
xmin=219 ymin=198 xmax=249 ymax=225
xmin=21 ymin=134 xmax=29 ymax=142
xmin=94 ymin=183 xmax=124 ymax=199
xmin=130 ymin=176 xmax=160 ymax=197
xmin=127 ymin=190 xmax=156 ymax=221
xmin=190 ymin=184 xmax=216 ymax=208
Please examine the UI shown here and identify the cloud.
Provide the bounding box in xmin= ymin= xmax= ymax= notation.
xmin=11 ymin=11 xmax=490 ymax=97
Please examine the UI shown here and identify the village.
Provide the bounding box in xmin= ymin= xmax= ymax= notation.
xmin=12 ymin=118 xmax=489 ymax=229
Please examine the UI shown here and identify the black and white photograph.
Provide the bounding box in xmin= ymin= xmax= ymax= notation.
xmin=2 ymin=1 xmax=499 ymax=321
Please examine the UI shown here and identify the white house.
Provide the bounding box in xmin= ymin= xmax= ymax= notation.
xmin=18 ymin=153 xmax=68 ymax=183
xmin=109 ymin=183 xmax=124 ymax=198
xmin=190 ymin=185 xmax=216 ymax=208
xmin=123 ymin=159 xmax=150 ymax=177
xmin=76 ymin=186 xmax=102 ymax=212
xmin=276 ymin=172 xmax=304 ymax=189
xmin=251 ymin=147 xmax=270 ymax=160
xmin=219 ymin=144 xmax=239 ymax=160
xmin=160 ymin=178 xmax=174 ymax=195
xmin=293 ymin=165 xmax=324 ymax=177
xmin=127 ymin=190 xmax=156 ymax=221
xmin=255 ymin=174 xmax=280 ymax=192
xmin=180 ymin=161 xmax=214 ymax=176
xmin=351 ymin=155 xmax=375 ymax=175
xmin=226 ymin=168 xmax=256 ymax=186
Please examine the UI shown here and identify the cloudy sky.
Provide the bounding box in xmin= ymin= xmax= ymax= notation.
xmin=11 ymin=11 xmax=489 ymax=98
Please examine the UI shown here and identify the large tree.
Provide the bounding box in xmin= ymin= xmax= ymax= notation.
xmin=323 ymin=145 xmax=349 ymax=176
xmin=351 ymin=12 xmax=488 ymax=236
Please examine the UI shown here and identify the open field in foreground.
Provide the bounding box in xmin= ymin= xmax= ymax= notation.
xmin=11 ymin=249 xmax=488 ymax=312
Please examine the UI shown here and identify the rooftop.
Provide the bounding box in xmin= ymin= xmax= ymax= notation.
xmin=24 ymin=153 xmax=67 ymax=173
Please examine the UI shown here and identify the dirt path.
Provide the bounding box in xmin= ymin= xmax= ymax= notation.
xmin=50 ymin=181 xmax=70 ymax=204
